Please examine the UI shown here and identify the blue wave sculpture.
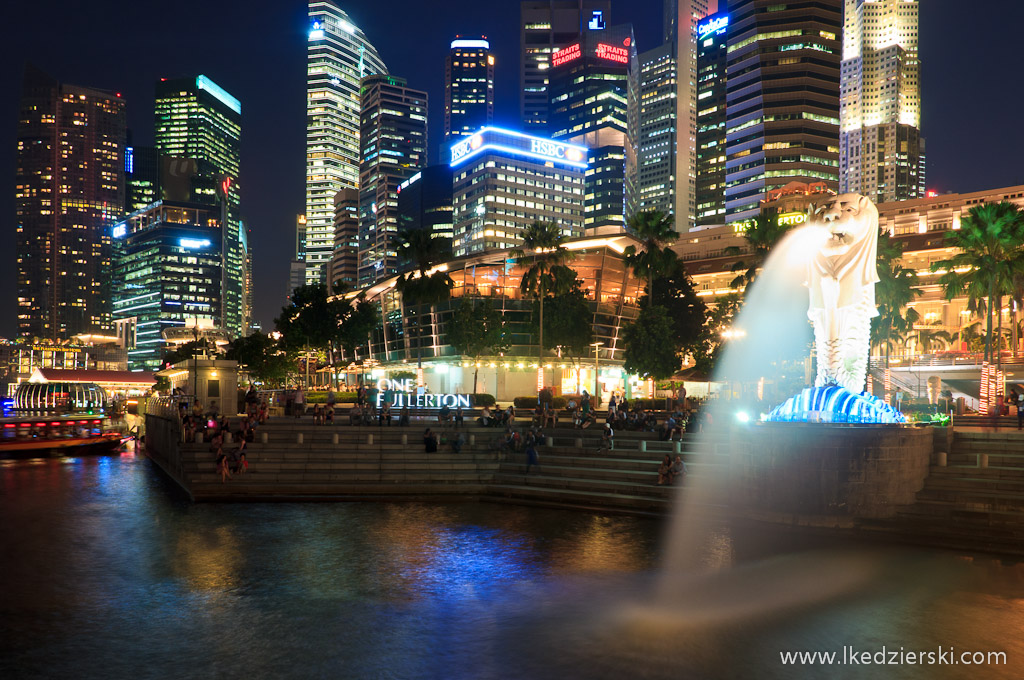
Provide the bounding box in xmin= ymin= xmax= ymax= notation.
xmin=765 ymin=385 xmax=906 ymax=424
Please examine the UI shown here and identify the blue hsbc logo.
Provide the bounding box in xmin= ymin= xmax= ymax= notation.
xmin=530 ymin=139 xmax=585 ymax=163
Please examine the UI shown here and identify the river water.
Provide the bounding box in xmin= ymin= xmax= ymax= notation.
xmin=1 ymin=451 xmax=1022 ymax=679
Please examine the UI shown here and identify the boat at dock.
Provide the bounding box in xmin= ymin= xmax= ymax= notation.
xmin=0 ymin=413 xmax=123 ymax=458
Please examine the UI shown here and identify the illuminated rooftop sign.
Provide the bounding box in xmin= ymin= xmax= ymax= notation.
xmin=451 ymin=39 xmax=490 ymax=50
xmin=196 ymin=75 xmax=241 ymax=115
xmin=180 ymin=238 xmax=212 ymax=250
xmin=698 ymin=14 xmax=729 ymax=40
xmin=449 ymin=127 xmax=588 ymax=169
xmin=552 ymin=43 xmax=581 ymax=67
xmin=588 ymin=10 xmax=606 ymax=30
xmin=595 ymin=43 xmax=629 ymax=64
xmin=112 ymin=224 xmax=127 ymax=239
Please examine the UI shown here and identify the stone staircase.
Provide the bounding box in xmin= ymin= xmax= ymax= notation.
xmin=884 ymin=431 xmax=1024 ymax=552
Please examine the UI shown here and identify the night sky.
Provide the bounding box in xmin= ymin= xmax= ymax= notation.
xmin=1 ymin=0 xmax=1022 ymax=339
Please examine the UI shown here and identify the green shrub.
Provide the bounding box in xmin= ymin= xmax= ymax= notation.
xmin=513 ymin=396 xmax=538 ymax=409
xmin=470 ymin=393 xmax=495 ymax=407
xmin=552 ymin=396 xmax=568 ymax=409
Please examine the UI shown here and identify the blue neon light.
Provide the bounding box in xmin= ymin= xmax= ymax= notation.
xmin=112 ymin=224 xmax=127 ymax=239
xmin=125 ymin=146 xmax=134 ymax=174
xmin=179 ymin=238 xmax=211 ymax=249
xmin=195 ymin=75 xmax=241 ymax=115
xmin=698 ymin=14 xmax=729 ymax=40
xmin=449 ymin=127 xmax=588 ymax=169
xmin=765 ymin=385 xmax=906 ymax=424
xmin=588 ymin=10 xmax=606 ymax=30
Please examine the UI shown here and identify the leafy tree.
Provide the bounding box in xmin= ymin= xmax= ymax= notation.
xmin=539 ymin=271 xmax=593 ymax=358
xmin=724 ymin=207 xmax=785 ymax=291
xmin=693 ymin=293 xmax=741 ymax=373
xmin=446 ymin=299 xmax=510 ymax=393
xmin=337 ymin=297 xmax=378 ymax=360
xmin=393 ymin=230 xmax=454 ymax=375
xmin=932 ymin=201 xmax=1024 ymax=365
xmin=622 ymin=304 xmax=679 ymax=380
xmin=275 ymin=284 xmax=344 ymax=352
xmin=510 ymin=222 xmax=577 ymax=390
xmin=912 ymin=324 xmax=953 ymax=353
xmin=224 ymin=333 xmax=292 ymax=385
xmin=162 ymin=339 xmax=217 ymax=367
xmin=623 ymin=209 xmax=678 ymax=297
xmin=642 ymin=259 xmax=709 ymax=366
xmin=872 ymin=230 xmax=921 ymax=368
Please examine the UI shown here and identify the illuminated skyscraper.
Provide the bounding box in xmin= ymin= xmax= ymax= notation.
xmin=15 ymin=64 xmax=126 ymax=340
xmin=288 ymin=215 xmax=307 ymax=300
xmin=155 ymin=75 xmax=247 ymax=338
xmin=330 ymin=189 xmax=358 ymax=293
xmin=695 ymin=11 xmax=729 ymax=226
xmin=840 ymin=0 xmax=923 ymax=202
xmin=306 ymin=1 xmax=388 ymax=286
xmin=548 ymin=23 xmax=638 ymax=234
xmin=520 ymin=0 xmax=611 ymax=131
xmin=637 ymin=44 xmax=677 ymax=218
xmin=444 ymin=37 xmax=495 ymax=144
xmin=724 ymin=0 xmax=841 ymax=221
xmin=357 ymin=75 xmax=428 ymax=287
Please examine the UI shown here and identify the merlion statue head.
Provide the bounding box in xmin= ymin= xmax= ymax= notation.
xmin=807 ymin=193 xmax=881 ymax=311
xmin=811 ymin=193 xmax=880 ymax=260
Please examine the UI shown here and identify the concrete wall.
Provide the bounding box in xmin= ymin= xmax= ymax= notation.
xmin=144 ymin=414 xmax=189 ymax=498
xmin=729 ymin=424 xmax=934 ymax=524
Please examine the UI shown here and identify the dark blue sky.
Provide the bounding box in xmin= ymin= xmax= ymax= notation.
xmin=1 ymin=0 xmax=1022 ymax=338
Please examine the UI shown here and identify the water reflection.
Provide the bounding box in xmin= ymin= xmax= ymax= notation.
xmin=0 ymin=454 xmax=1022 ymax=679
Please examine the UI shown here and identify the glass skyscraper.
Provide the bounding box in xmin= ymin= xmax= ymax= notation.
xmin=15 ymin=65 xmax=126 ymax=340
xmin=154 ymin=74 xmax=247 ymax=338
xmin=357 ymin=75 xmax=428 ymax=287
xmin=695 ymin=11 xmax=729 ymax=226
xmin=306 ymin=1 xmax=387 ymax=286
xmin=444 ymin=38 xmax=495 ymax=144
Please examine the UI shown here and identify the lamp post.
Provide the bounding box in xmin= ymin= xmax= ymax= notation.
xmin=591 ymin=341 xmax=604 ymax=405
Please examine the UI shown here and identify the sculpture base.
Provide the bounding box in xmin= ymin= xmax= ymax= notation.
xmin=766 ymin=385 xmax=906 ymax=424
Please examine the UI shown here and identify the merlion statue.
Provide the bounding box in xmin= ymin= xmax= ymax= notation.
xmin=806 ymin=193 xmax=880 ymax=393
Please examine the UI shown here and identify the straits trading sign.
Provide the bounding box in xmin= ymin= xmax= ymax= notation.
xmin=374 ymin=379 xmax=470 ymax=409
xmin=449 ymin=127 xmax=588 ymax=169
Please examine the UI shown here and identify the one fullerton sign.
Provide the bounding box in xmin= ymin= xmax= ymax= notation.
xmin=375 ymin=378 xmax=470 ymax=409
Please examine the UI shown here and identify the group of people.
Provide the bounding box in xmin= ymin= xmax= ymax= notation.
xmin=347 ymin=402 xmax=412 ymax=427
xmin=422 ymin=427 xmax=467 ymax=454
xmin=207 ymin=416 xmax=256 ymax=484
xmin=477 ymin=404 xmax=518 ymax=428
xmin=656 ymin=454 xmax=687 ymax=486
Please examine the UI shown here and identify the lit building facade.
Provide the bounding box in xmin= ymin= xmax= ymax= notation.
xmin=665 ymin=0 xmax=710 ymax=231
xmin=548 ymin=23 xmax=638 ymax=234
xmin=397 ymin=165 xmax=455 ymax=247
xmin=330 ymin=189 xmax=359 ymax=293
xmin=357 ymin=75 xmax=428 ymax=287
xmin=347 ymin=234 xmax=649 ymax=402
xmin=840 ymin=0 xmax=923 ymax=203
xmin=111 ymin=201 xmax=240 ymax=371
xmin=154 ymin=75 xmax=247 ymax=338
xmin=724 ymin=0 xmax=841 ymax=222
xmin=125 ymin=142 xmax=160 ymax=214
xmin=306 ymin=1 xmax=388 ymax=286
xmin=695 ymin=11 xmax=729 ymax=226
xmin=15 ymin=65 xmax=126 ymax=340
xmin=637 ymin=43 xmax=677 ymax=218
xmin=520 ymin=0 xmax=612 ymax=131
xmin=450 ymin=127 xmax=586 ymax=257
xmin=444 ymin=38 xmax=495 ymax=144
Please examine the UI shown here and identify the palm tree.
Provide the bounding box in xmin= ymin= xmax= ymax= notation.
xmin=510 ymin=222 xmax=577 ymax=392
xmin=872 ymin=231 xmax=920 ymax=370
xmin=912 ymin=323 xmax=953 ymax=353
xmin=724 ymin=207 xmax=785 ymax=291
xmin=392 ymin=230 xmax=454 ymax=377
xmin=623 ymin=209 xmax=678 ymax=297
xmin=932 ymin=201 xmax=1024 ymax=366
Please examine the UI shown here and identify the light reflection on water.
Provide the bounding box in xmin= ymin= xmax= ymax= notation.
xmin=0 ymin=453 xmax=1023 ymax=679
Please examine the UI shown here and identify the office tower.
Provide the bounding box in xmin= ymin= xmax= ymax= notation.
xmin=241 ymin=221 xmax=254 ymax=335
xmin=840 ymin=0 xmax=923 ymax=202
xmin=450 ymin=127 xmax=586 ymax=257
xmin=111 ymin=201 xmax=231 ymax=370
xmin=548 ymin=23 xmax=638 ymax=234
xmin=444 ymin=37 xmax=495 ymax=145
xmin=520 ymin=0 xmax=611 ymax=131
xmin=666 ymin=0 xmax=710 ymax=231
xmin=288 ymin=215 xmax=307 ymax=300
xmin=330 ymin=189 xmax=358 ymax=293
xmin=154 ymin=74 xmax=247 ymax=338
xmin=695 ymin=11 xmax=729 ymax=225
xmin=125 ymin=141 xmax=160 ymax=214
xmin=357 ymin=75 xmax=428 ymax=287
xmin=306 ymin=1 xmax=388 ymax=286
xmin=636 ymin=43 xmax=677 ymax=218
xmin=15 ymin=64 xmax=126 ymax=340
xmin=397 ymin=165 xmax=455 ymax=248
xmin=724 ymin=0 xmax=841 ymax=221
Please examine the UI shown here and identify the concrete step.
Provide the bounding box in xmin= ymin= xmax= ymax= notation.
xmin=487 ymin=483 xmax=673 ymax=511
xmin=493 ymin=471 xmax=678 ymax=499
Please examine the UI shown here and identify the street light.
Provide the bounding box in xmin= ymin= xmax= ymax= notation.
xmin=591 ymin=341 xmax=604 ymax=405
